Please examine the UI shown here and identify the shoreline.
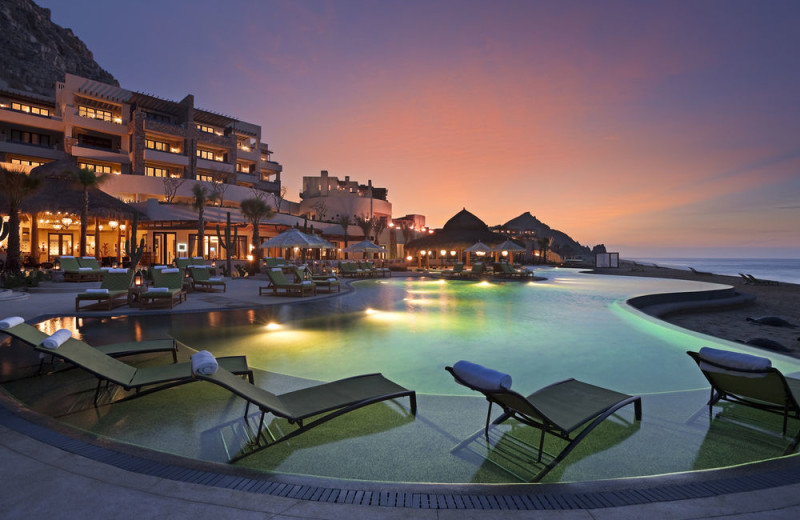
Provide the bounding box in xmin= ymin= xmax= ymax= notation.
xmin=593 ymin=261 xmax=800 ymax=358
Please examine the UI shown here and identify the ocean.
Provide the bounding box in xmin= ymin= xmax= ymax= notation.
xmin=627 ymin=257 xmax=800 ymax=285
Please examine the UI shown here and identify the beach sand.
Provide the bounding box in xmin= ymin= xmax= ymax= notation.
xmin=593 ymin=262 xmax=800 ymax=358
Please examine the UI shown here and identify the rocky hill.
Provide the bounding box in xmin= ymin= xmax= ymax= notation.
xmin=498 ymin=211 xmax=604 ymax=259
xmin=0 ymin=0 xmax=117 ymax=96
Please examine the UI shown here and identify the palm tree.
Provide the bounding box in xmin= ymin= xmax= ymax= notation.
xmin=0 ymin=165 xmax=41 ymax=272
xmin=354 ymin=214 xmax=375 ymax=241
xmin=336 ymin=214 xmax=351 ymax=259
xmin=70 ymin=167 xmax=109 ymax=257
xmin=191 ymin=183 xmax=211 ymax=258
xmin=537 ymin=236 xmax=551 ymax=264
xmin=240 ymin=197 xmax=273 ymax=269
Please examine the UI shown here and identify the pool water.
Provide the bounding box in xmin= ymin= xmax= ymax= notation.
xmin=11 ymin=268 xmax=800 ymax=484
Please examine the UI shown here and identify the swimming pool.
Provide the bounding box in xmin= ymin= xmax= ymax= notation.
xmin=12 ymin=268 xmax=800 ymax=484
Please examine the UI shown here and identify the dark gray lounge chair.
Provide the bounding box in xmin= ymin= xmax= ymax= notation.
xmin=687 ymin=347 xmax=800 ymax=452
xmin=32 ymin=337 xmax=250 ymax=406
xmin=446 ymin=361 xmax=642 ymax=481
xmin=193 ymin=364 xmax=416 ymax=462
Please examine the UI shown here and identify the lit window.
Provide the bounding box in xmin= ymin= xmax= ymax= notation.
xmin=79 ymin=162 xmax=114 ymax=174
xmin=145 ymin=139 xmax=169 ymax=151
xmin=11 ymin=102 xmax=49 ymax=116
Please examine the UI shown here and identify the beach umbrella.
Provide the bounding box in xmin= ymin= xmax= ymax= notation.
xmin=493 ymin=239 xmax=525 ymax=262
xmin=261 ymin=229 xmax=333 ymax=262
xmin=342 ymin=240 xmax=387 ymax=253
xmin=464 ymin=241 xmax=494 ymax=267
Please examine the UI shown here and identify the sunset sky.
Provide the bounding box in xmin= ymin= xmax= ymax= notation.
xmin=37 ymin=0 xmax=800 ymax=257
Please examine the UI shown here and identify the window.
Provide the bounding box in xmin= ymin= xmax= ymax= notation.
xmin=10 ymin=102 xmax=50 ymax=116
xmin=197 ymin=149 xmax=222 ymax=161
xmin=78 ymin=105 xmax=116 ymax=123
xmin=76 ymin=133 xmax=113 ymax=149
xmin=10 ymin=130 xmax=51 ymax=147
xmin=79 ymin=162 xmax=114 ymax=174
xmin=144 ymin=111 xmax=171 ymax=123
xmin=145 ymin=139 xmax=169 ymax=151
xmin=196 ymin=124 xmax=215 ymax=134
xmin=10 ymin=158 xmax=45 ymax=167
xmin=145 ymin=166 xmax=169 ymax=178
xmin=196 ymin=174 xmax=216 ymax=182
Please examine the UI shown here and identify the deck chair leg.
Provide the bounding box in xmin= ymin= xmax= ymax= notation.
xmin=537 ymin=428 xmax=546 ymax=463
xmin=484 ymin=401 xmax=493 ymax=438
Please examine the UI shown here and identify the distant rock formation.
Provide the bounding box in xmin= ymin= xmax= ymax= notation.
xmin=0 ymin=0 xmax=117 ymax=96
xmin=497 ymin=211 xmax=596 ymax=259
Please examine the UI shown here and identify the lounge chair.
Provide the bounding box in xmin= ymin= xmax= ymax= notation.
xmin=175 ymin=257 xmax=192 ymax=270
xmin=462 ymin=262 xmax=485 ymax=279
xmin=293 ymin=266 xmax=340 ymax=293
xmin=29 ymin=333 xmax=250 ymax=406
xmin=746 ymin=274 xmax=779 ymax=286
xmin=259 ymin=268 xmax=316 ymax=297
xmin=189 ymin=266 xmax=226 ymax=292
xmin=139 ymin=268 xmax=186 ymax=309
xmin=191 ymin=354 xmax=416 ymax=462
xmin=59 ymin=256 xmax=102 ymax=282
xmin=75 ymin=268 xmax=133 ymax=311
xmin=689 ymin=267 xmax=712 ymax=275
xmin=442 ymin=263 xmax=465 ymax=278
xmin=739 ymin=273 xmax=754 ymax=284
xmin=445 ymin=360 xmax=642 ymax=481
xmin=338 ymin=262 xmax=365 ymax=278
xmin=687 ymin=347 xmax=800 ymax=449
xmin=358 ymin=261 xmax=390 ymax=278
xmin=0 ymin=316 xmax=179 ymax=365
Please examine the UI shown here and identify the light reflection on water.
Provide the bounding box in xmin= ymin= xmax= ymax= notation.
xmin=72 ymin=269 xmax=800 ymax=395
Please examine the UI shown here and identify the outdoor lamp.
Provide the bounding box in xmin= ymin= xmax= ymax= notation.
xmin=109 ymin=220 xmax=118 ymax=230
xmin=450 ymin=251 xmax=456 ymax=256
xmin=420 ymin=250 xmax=426 ymax=256
xmin=406 ymin=256 xmax=412 ymax=261
xmin=502 ymin=250 xmax=508 ymax=257
xmin=440 ymin=249 xmax=446 ymax=256
xmin=134 ymin=271 xmax=143 ymax=286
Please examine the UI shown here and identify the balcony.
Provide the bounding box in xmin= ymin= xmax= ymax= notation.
xmin=236 ymin=146 xmax=259 ymax=162
xmin=71 ymin=144 xmax=130 ymax=164
xmin=0 ymin=140 xmax=65 ymax=160
xmin=234 ymin=171 xmax=258 ymax=186
xmin=70 ymin=109 xmax=126 ymax=135
xmin=256 ymin=179 xmax=280 ymax=192
xmin=196 ymin=157 xmax=234 ymax=174
xmin=144 ymin=148 xmax=189 ymax=166
xmin=143 ymin=118 xmax=187 ymax=137
xmin=260 ymin=159 xmax=283 ymax=173
xmin=0 ymin=107 xmax=63 ymax=132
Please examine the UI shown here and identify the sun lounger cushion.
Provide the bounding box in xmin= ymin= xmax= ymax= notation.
xmin=0 ymin=316 xmax=25 ymax=329
xmin=698 ymin=346 xmax=771 ymax=378
xmin=41 ymin=329 xmax=72 ymax=349
xmin=191 ymin=350 xmax=219 ymax=375
xmin=149 ymin=287 xmax=169 ymax=293
xmin=452 ymin=360 xmax=512 ymax=392
xmin=108 ymin=268 xmax=128 ymax=274
xmin=85 ymin=288 xmax=109 ymax=294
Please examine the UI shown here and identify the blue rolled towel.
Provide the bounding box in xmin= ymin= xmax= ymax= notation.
xmin=0 ymin=316 xmax=25 ymax=329
xmin=191 ymin=350 xmax=218 ymax=375
xmin=41 ymin=329 xmax=72 ymax=350
xmin=452 ymin=360 xmax=512 ymax=392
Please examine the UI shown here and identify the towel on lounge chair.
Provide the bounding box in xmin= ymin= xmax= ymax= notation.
xmin=161 ymin=268 xmax=180 ymax=274
xmin=78 ymin=267 xmax=93 ymax=271
xmin=209 ymin=277 xmax=223 ymax=282
xmin=41 ymin=329 xmax=72 ymax=350
xmin=108 ymin=268 xmax=128 ymax=274
xmin=149 ymin=287 xmax=169 ymax=293
xmin=85 ymin=288 xmax=109 ymax=294
xmin=698 ymin=346 xmax=771 ymax=378
xmin=0 ymin=316 xmax=25 ymax=329
xmin=452 ymin=360 xmax=512 ymax=392
xmin=191 ymin=350 xmax=219 ymax=375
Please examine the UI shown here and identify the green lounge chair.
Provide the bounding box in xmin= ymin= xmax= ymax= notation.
xmin=189 ymin=266 xmax=226 ymax=292
xmin=77 ymin=256 xmax=102 ymax=270
xmin=446 ymin=361 xmax=642 ymax=482
xmin=260 ymin=268 xmax=316 ymax=297
xmin=75 ymin=268 xmax=133 ymax=311
xmin=31 ymin=335 xmax=250 ymax=406
xmin=140 ymin=268 xmax=186 ymax=309
xmin=462 ymin=262 xmax=485 ymax=279
xmin=59 ymin=256 xmax=101 ymax=282
xmin=192 ymin=360 xmax=416 ymax=462
xmin=175 ymin=257 xmax=192 ymax=270
xmin=293 ymin=266 xmax=340 ymax=293
xmin=338 ymin=262 xmax=365 ymax=278
xmin=687 ymin=347 xmax=800 ymax=449
xmin=0 ymin=317 xmax=179 ymax=365
xmin=442 ymin=262 xmax=465 ymax=278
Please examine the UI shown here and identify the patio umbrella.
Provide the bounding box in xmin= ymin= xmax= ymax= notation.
xmin=261 ymin=229 xmax=333 ymax=262
xmin=493 ymin=239 xmax=525 ymax=262
xmin=464 ymin=241 xmax=494 ymax=267
xmin=342 ymin=240 xmax=387 ymax=253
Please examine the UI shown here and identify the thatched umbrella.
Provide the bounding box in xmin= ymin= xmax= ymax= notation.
xmin=16 ymin=161 xmax=137 ymax=262
xmin=261 ymin=229 xmax=334 ymax=262
xmin=405 ymin=208 xmax=506 ymax=266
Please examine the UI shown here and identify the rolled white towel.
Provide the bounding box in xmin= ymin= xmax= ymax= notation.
xmin=40 ymin=329 xmax=72 ymax=350
xmin=327 ymin=278 xmax=337 ymax=282
xmin=148 ymin=287 xmax=169 ymax=293
xmin=301 ymin=280 xmax=313 ymax=285
xmin=192 ymin=256 xmax=204 ymax=261
xmin=191 ymin=350 xmax=218 ymax=375
xmin=209 ymin=277 xmax=223 ymax=282
xmin=452 ymin=360 xmax=512 ymax=392
xmin=108 ymin=268 xmax=128 ymax=274
xmin=161 ymin=268 xmax=180 ymax=274
xmin=0 ymin=316 xmax=25 ymax=329
xmin=78 ymin=267 xmax=93 ymax=271
xmin=60 ymin=255 xmax=75 ymax=259
xmin=100 ymin=267 xmax=111 ymax=271
xmin=82 ymin=256 xmax=94 ymax=259
xmin=152 ymin=265 xmax=168 ymax=270
xmin=85 ymin=288 xmax=109 ymax=294
xmin=271 ymin=268 xmax=282 ymax=272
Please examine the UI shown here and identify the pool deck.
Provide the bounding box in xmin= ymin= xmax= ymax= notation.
xmin=2 ymin=274 xmax=800 ymax=518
